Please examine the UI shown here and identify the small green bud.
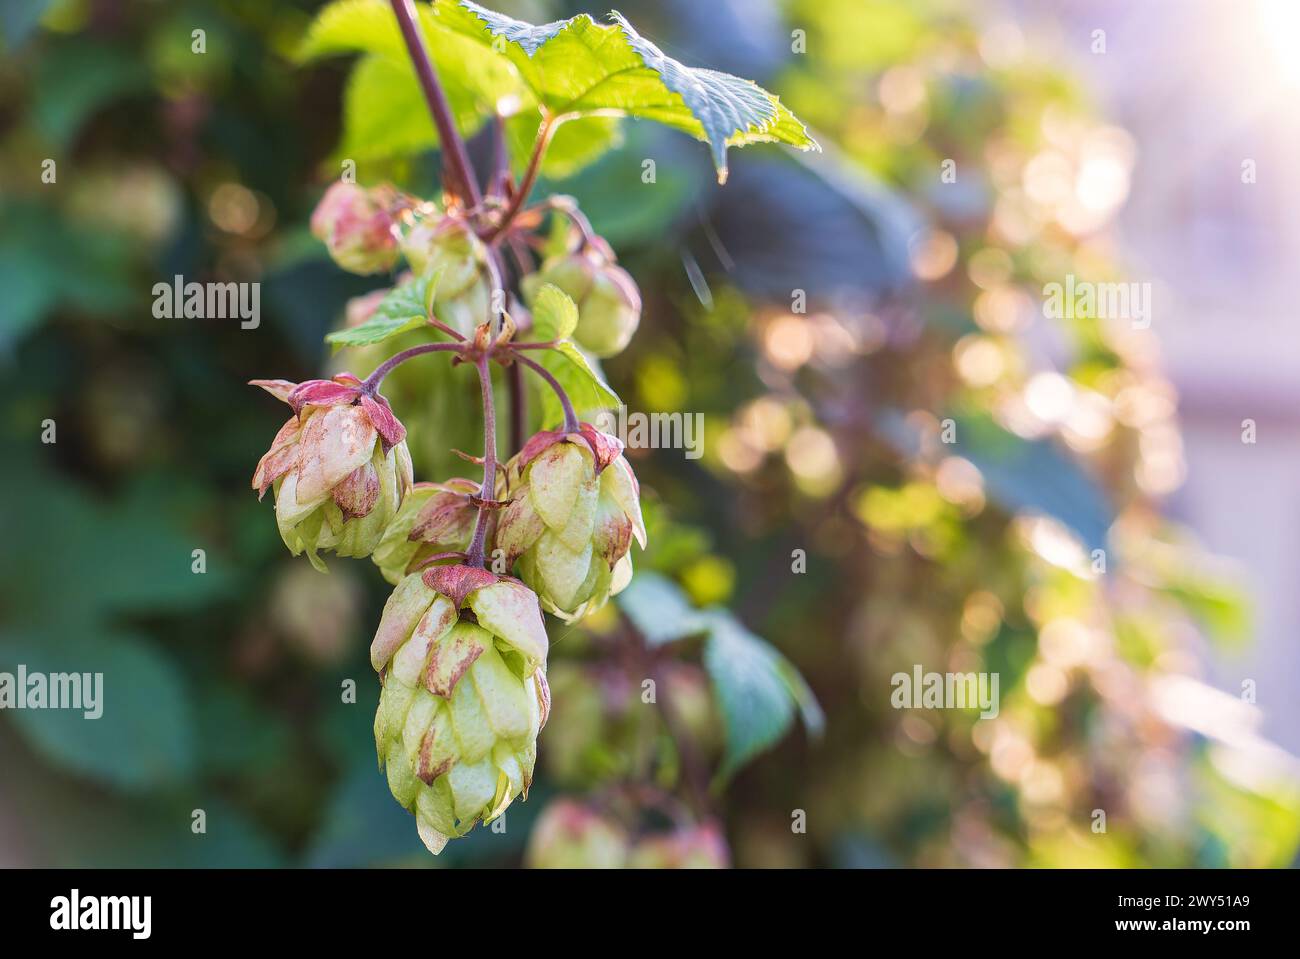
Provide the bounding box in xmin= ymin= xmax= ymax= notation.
xmin=523 ymin=249 xmax=641 ymax=358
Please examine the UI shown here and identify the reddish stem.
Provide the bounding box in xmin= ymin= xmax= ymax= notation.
xmin=389 ymin=0 xmax=481 ymax=207
xmin=465 ymin=354 xmax=497 ymax=568
xmin=512 ymin=352 xmax=580 ymax=434
xmin=485 ymin=112 xmax=558 ymax=242
xmin=427 ymin=318 xmax=467 ymax=342
xmin=361 ymin=341 xmax=464 ymax=393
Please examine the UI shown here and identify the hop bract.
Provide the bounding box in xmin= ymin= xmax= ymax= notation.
xmin=371 ymin=564 xmax=551 ymax=854
xmin=251 ymin=375 xmax=412 ymax=571
xmin=371 ymin=477 xmax=481 ymax=585
xmin=401 ymin=218 xmax=493 ymax=336
xmin=310 ymin=182 xmax=399 ymax=275
xmin=497 ymin=424 xmax=646 ymax=621
xmin=523 ymin=247 xmax=641 ymax=358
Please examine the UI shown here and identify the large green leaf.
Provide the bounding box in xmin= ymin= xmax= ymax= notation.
xmin=298 ymin=0 xmax=520 ymax=163
xmin=950 ymin=412 xmax=1112 ymax=554
xmin=0 ymin=629 xmax=195 ymax=792
xmin=339 ymin=56 xmax=439 ymax=162
xmin=701 ymin=610 xmax=822 ymax=779
xmin=618 ymin=572 xmax=706 ymax=647
xmin=435 ymin=0 xmax=818 ymax=181
xmin=876 ymin=408 xmax=1113 ymax=555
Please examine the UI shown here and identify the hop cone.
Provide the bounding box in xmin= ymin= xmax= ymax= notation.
xmin=522 ymin=246 xmax=641 ymax=358
xmin=371 ymin=564 xmax=551 ymax=854
xmin=401 ymin=218 xmax=492 ymax=337
xmin=496 ymin=424 xmax=646 ymax=621
xmin=251 ymin=376 xmax=411 ymax=571
xmin=309 ymin=182 xmax=399 ymax=275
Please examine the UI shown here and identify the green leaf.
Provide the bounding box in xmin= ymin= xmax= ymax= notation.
xmin=617 ymin=572 xmax=707 ymax=647
xmin=950 ymin=411 xmax=1112 ymax=554
xmin=774 ymin=654 xmax=826 ymax=739
xmin=0 ymin=629 xmax=194 ymax=792
xmin=529 ymin=283 xmax=578 ymax=340
xmin=339 ymin=56 xmax=437 ymax=162
xmin=326 ymin=271 xmax=442 ymax=349
xmin=33 ymin=40 xmax=150 ymax=147
xmin=535 ymin=340 xmax=620 ymax=428
xmin=435 ymin=1 xmax=819 ymax=181
xmin=296 ymin=0 xmax=411 ymax=61
xmin=300 ymin=0 xmax=520 ymax=163
xmin=700 ymin=611 xmax=820 ymax=779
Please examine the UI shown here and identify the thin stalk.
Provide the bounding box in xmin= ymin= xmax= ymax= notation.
xmin=427 ymin=318 xmax=467 ymax=341
xmin=513 ymin=352 xmax=580 ymax=434
xmin=465 ymin=355 xmax=497 ymax=568
xmin=485 ymin=112 xmax=558 ymax=242
xmin=361 ymin=341 xmax=463 ymax=393
xmin=389 ymin=0 xmax=481 ymax=207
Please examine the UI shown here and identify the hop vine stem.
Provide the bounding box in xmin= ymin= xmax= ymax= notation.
xmin=389 ymin=0 xmax=481 ymax=208
xmin=465 ymin=354 xmax=497 ymax=568
xmin=513 ymin=352 xmax=581 ymax=434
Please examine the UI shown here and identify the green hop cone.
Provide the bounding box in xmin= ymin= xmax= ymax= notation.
xmin=496 ymin=424 xmax=647 ymax=622
xmin=371 ymin=477 xmax=481 ymax=585
xmin=522 ymin=246 xmax=641 ymax=358
xmin=401 ymin=218 xmax=493 ymax=337
xmin=524 ymin=798 xmax=630 ymax=868
xmin=251 ymin=376 xmax=412 ymax=571
xmin=371 ymin=563 xmax=551 ymax=854
xmin=309 ymin=182 xmax=400 ymax=275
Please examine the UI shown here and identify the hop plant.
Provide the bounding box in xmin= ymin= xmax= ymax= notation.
xmin=523 ymin=239 xmax=641 ymax=358
xmin=251 ymin=376 xmax=412 ymax=571
xmin=371 ymin=477 xmax=482 ymax=585
xmin=497 ymin=424 xmax=646 ymax=621
xmin=310 ymin=182 xmax=400 ymax=275
xmin=371 ymin=564 xmax=550 ymax=854
xmin=261 ymin=0 xmax=821 ymax=861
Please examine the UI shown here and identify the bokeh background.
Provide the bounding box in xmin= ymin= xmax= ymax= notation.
xmin=2 ymin=0 xmax=1298 ymax=867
